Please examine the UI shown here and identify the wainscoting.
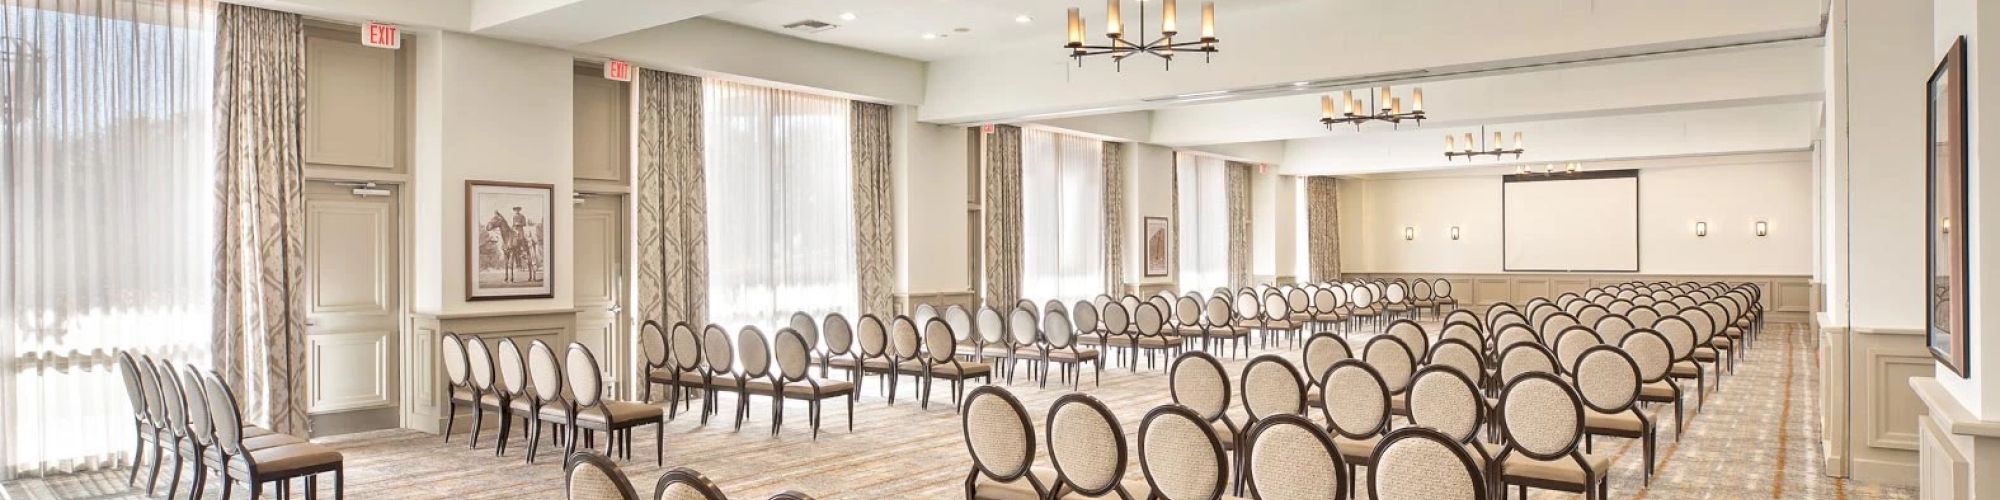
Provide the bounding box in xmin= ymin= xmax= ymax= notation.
xmin=898 ymin=290 xmax=977 ymax=314
xmin=1816 ymin=314 xmax=1929 ymax=487
xmin=1341 ymin=272 xmax=1813 ymax=324
xmin=1912 ymin=378 xmax=2000 ymax=499
xmin=405 ymin=308 xmax=577 ymax=433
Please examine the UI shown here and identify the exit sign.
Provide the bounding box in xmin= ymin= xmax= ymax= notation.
xmin=363 ymin=22 xmax=400 ymax=49
xmin=604 ymin=60 xmax=632 ymax=82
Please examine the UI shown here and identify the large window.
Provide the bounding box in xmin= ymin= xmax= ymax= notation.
xmin=703 ymin=80 xmax=857 ymax=330
xmin=1177 ymin=153 xmax=1229 ymax=294
xmin=1 ymin=0 xmax=216 ymax=478
xmin=1020 ymin=128 xmax=1105 ymax=304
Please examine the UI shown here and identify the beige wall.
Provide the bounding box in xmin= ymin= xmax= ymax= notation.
xmin=1337 ymin=151 xmax=1812 ymax=276
xmin=410 ymin=31 xmax=575 ymax=315
xmin=901 ymin=119 xmax=971 ymax=295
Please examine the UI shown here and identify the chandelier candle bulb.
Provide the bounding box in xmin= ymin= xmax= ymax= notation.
xmin=1321 ymin=95 xmax=1335 ymax=119
xmin=1162 ymin=0 xmax=1178 ymax=34
xmin=1446 ymin=135 xmax=1455 ymax=151
xmin=1106 ymin=0 xmax=1122 ymax=37
xmin=1380 ymin=87 xmax=1393 ymax=111
xmin=1392 ymin=97 xmax=1403 ymax=115
xmin=1464 ymin=133 xmax=1476 ymax=152
xmin=1067 ymin=8 xmax=1083 ymax=46
xmin=1201 ymin=2 xmax=1215 ymax=39
xmin=1412 ymin=88 xmax=1424 ymax=112
xmin=1343 ymin=90 xmax=1355 ymax=114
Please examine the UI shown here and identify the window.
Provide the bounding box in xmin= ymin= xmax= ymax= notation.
xmin=702 ymin=80 xmax=857 ymax=330
xmin=1020 ymin=128 xmax=1105 ymax=304
xmin=1 ymin=0 xmax=216 ymax=478
xmin=1177 ymin=153 xmax=1229 ymax=294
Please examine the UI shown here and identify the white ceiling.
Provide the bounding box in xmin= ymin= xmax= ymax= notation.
xmin=703 ymin=0 xmax=1307 ymax=62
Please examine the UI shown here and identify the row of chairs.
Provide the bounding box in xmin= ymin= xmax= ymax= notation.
xmin=959 ymin=384 xmax=1493 ymax=500
xmin=116 ymin=352 xmax=345 ymax=500
xmin=440 ymin=334 xmax=666 ymax=465
xmin=563 ymin=451 xmax=815 ymax=500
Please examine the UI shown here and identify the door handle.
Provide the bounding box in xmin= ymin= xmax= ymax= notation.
xmin=608 ymin=305 xmax=623 ymax=313
xmin=306 ymin=318 xmax=318 ymax=326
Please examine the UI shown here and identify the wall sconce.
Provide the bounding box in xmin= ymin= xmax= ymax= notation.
xmin=1754 ymin=220 xmax=1769 ymax=237
xmin=1450 ymin=226 xmax=1461 ymax=240
xmin=1694 ymin=221 xmax=1708 ymax=237
xmin=1404 ymin=226 xmax=1416 ymax=240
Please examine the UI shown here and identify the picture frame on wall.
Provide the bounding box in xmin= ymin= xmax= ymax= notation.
xmin=467 ymin=180 xmax=555 ymax=301
xmin=1144 ymin=217 xmax=1171 ymax=277
xmin=1925 ymin=36 xmax=1970 ymax=377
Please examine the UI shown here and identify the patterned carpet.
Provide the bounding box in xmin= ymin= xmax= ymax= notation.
xmin=5 ymin=323 xmax=1918 ymax=499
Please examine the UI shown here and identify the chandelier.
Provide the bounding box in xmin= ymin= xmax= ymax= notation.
xmin=1515 ymin=162 xmax=1583 ymax=175
xmin=1065 ymin=0 xmax=1218 ymax=70
xmin=1444 ymin=126 xmax=1524 ymax=161
xmin=1320 ymin=86 xmax=1425 ymax=130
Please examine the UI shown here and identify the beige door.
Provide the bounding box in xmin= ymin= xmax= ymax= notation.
xmin=573 ymin=194 xmax=629 ymax=396
xmin=303 ymin=180 xmax=402 ymax=435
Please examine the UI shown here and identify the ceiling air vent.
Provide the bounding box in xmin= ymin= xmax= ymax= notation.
xmin=782 ymin=19 xmax=837 ymax=34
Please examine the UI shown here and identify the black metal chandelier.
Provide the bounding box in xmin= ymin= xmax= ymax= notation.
xmin=1320 ymin=86 xmax=1425 ymax=130
xmin=1065 ymin=0 xmax=1218 ymax=70
xmin=1444 ymin=126 xmax=1525 ymax=161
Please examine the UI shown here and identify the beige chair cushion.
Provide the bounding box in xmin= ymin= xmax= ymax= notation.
xmin=747 ymin=379 xmax=857 ymax=398
xmin=1332 ymin=435 xmax=1379 ymax=465
xmin=241 ymin=425 xmax=273 ymax=439
xmin=1584 ymin=410 xmax=1645 ymax=434
xmin=1639 ymin=381 xmax=1678 ymax=400
xmin=897 ymin=361 xmax=993 ymax=377
xmin=1669 ymin=361 xmax=1701 ymax=377
xmin=1045 ymin=349 xmax=1101 ymax=362
xmin=552 ymin=401 xmax=662 ymax=425
xmin=241 ymin=433 xmax=304 ymax=451
xmin=1499 ymin=452 xmax=1613 ymax=486
xmin=233 ymin=443 xmax=342 ymax=476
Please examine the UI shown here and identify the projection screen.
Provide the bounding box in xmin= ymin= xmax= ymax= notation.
xmin=1501 ymin=170 xmax=1640 ymax=272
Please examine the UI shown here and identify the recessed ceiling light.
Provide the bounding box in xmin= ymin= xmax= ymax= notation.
xmin=921 ymin=33 xmax=938 ymax=40
xmin=1292 ymin=81 xmax=1311 ymax=87
xmin=838 ymin=12 xmax=856 ymax=21
xmin=1015 ymin=15 xmax=1033 ymax=23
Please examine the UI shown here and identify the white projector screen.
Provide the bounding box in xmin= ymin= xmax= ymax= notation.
xmin=1502 ymin=172 xmax=1640 ymax=272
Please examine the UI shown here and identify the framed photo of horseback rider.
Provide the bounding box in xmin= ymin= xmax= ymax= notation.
xmin=466 ymin=180 xmax=555 ymax=301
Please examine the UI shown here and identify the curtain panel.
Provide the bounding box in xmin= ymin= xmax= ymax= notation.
xmin=635 ymin=69 xmax=709 ymax=334
xmin=1020 ymin=128 xmax=1105 ymax=305
xmin=702 ymin=80 xmax=857 ymax=330
xmin=1 ymin=0 xmax=217 ymax=476
xmin=1175 ymin=153 xmax=1229 ymax=294
xmin=982 ymin=125 xmax=1025 ymax=308
xmin=851 ymin=102 xmax=895 ymax=317
xmin=1101 ymin=142 xmax=1126 ymax=295
xmin=1224 ymin=162 xmax=1253 ymax=288
xmin=1305 ymin=176 xmax=1342 ymax=282
xmin=213 ymin=2 xmax=308 ymax=438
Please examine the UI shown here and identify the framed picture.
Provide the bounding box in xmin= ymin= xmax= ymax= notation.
xmin=1144 ymin=217 xmax=1171 ymax=277
xmin=1926 ymin=36 xmax=1970 ymax=377
xmin=467 ymin=180 xmax=555 ymax=301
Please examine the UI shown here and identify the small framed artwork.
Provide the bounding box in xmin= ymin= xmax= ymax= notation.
xmin=467 ymin=180 xmax=555 ymax=301
xmin=1926 ymin=36 xmax=1970 ymax=377
xmin=1144 ymin=217 xmax=1171 ymax=277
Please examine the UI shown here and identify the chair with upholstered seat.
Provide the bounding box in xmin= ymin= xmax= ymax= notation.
xmin=562 ymin=343 xmax=665 ymax=464
xmin=1301 ymin=333 xmax=1353 ymax=409
xmin=117 ymin=352 xmax=160 ymax=490
xmin=1138 ymin=405 xmax=1232 ymax=500
xmin=1047 ymin=394 xmax=1143 ymax=499
xmin=639 ymin=321 xmax=670 ymax=404
xmin=1203 ymin=295 xmax=1249 ymax=358
xmin=1383 ymin=320 xmax=1429 ymax=361
xmin=1033 ymin=310 xmax=1099 ymax=390
xmin=1004 ymin=308 xmax=1045 ymax=385
xmin=1435 ymin=278 xmax=1459 ymax=312
xmin=1425 ymin=339 xmax=1489 ymax=395
xmin=828 ymin=314 xmax=895 ymax=393
xmin=747 ymin=328 xmax=855 ymax=438
xmin=959 ymin=386 xmax=1050 ymax=499
xmin=1592 ymin=315 xmax=1637 ymax=347
xmin=1362 ymin=336 xmax=1417 ymax=416
xmin=1172 ymin=295 xmax=1210 ymax=344
xmin=1319 ymin=359 xmax=1391 ymax=493
xmin=1551 ymin=327 xmax=1604 ymax=376
xmin=658 ymin=323 xmax=705 ymax=420
xmin=465 ymin=336 xmax=506 ymax=449
xmin=526 ymin=340 xmax=572 ymax=464
xmin=911 ymin=318 xmax=994 ymax=408
xmin=886 ymin=316 xmax=928 ymax=405
xmin=733 ymin=328 xmax=778 ymax=431
xmin=654 ymin=467 xmax=732 ymax=500
xmin=1370 ymin=426 xmax=1489 ymax=500
xmin=1439 ymin=320 xmax=1484 ymax=355
xmin=1241 ymin=414 xmax=1348 ymax=500
xmin=1651 ymin=315 xmax=1708 ymax=410
xmin=1408 ymin=365 xmax=1496 ymax=464
xmin=818 ymin=313 xmax=853 ymax=378
xmin=1574 ymin=345 xmax=1656 ymax=485
xmin=1310 ymin=287 xmax=1348 ymax=335
xmin=1383 ymin=281 xmax=1413 ymax=323
xmin=1235 ymin=355 xmax=1306 ymax=494
xmin=1621 ymin=329 xmax=1686 ymax=438
xmin=494 ymin=338 xmax=538 ymax=457
xmin=566 ymin=451 xmax=641 ymax=500
xmin=202 ymin=371 xmax=344 ymax=500
xmin=1126 ymin=302 xmax=1185 ymax=371
xmin=699 ymin=325 xmax=747 ymax=425
xmin=440 ymin=333 xmax=477 ymax=445
xmin=1496 ymin=343 xmax=1559 ymax=388
xmin=1493 ymin=373 xmax=1610 ymax=500
xmin=1170 ymin=352 xmax=1238 ymax=454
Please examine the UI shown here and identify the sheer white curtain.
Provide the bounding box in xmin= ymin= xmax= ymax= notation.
xmin=702 ymin=80 xmax=857 ymax=332
xmin=1 ymin=0 xmax=216 ymax=478
xmin=1176 ymin=153 xmax=1228 ymax=294
xmin=1020 ymin=128 xmax=1104 ymax=304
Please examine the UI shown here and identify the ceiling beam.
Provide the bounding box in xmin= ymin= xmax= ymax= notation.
xmin=468 ymin=0 xmax=760 ymax=47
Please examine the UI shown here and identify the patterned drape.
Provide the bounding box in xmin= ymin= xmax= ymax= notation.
xmin=1225 ymin=162 xmax=1253 ymax=288
xmin=1305 ymin=176 xmax=1342 ymax=281
xmin=636 ymin=69 xmax=709 ymax=333
xmin=1101 ymin=142 xmax=1127 ymax=295
xmin=983 ymin=125 xmax=1025 ymax=308
xmin=851 ymin=102 xmax=895 ymax=316
xmin=213 ymin=3 xmax=308 ymax=437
